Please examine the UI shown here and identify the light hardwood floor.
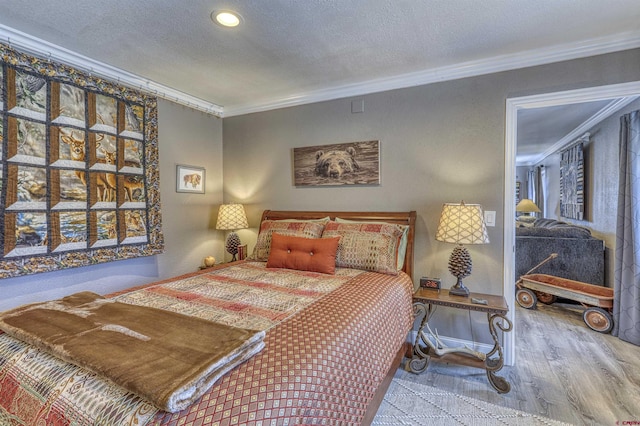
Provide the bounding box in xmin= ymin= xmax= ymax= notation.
xmin=396 ymin=301 xmax=640 ymax=425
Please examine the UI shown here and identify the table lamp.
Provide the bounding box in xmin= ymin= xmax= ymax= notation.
xmin=436 ymin=201 xmax=490 ymax=296
xmin=216 ymin=203 xmax=249 ymax=261
xmin=516 ymin=198 xmax=541 ymax=216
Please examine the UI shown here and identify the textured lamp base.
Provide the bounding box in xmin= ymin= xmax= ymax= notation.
xmin=225 ymin=232 xmax=241 ymax=261
xmin=449 ymin=277 xmax=470 ymax=297
xmin=448 ymin=245 xmax=472 ymax=297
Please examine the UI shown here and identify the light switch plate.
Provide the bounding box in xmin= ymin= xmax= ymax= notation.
xmin=484 ymin=210 xmax=496 ymax=227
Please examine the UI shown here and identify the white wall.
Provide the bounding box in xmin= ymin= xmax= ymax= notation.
xmin=0 ymin=99 xmax=224 ymax=311
xmin=222 ymin=48 xmax=640 ymax=343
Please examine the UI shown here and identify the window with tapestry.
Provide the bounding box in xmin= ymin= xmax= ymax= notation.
xmin=0 ymin=43 xmax=164 ymax=278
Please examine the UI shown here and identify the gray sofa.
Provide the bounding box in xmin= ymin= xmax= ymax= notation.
xmin=515 ymin=218 xmax=605 ymax=285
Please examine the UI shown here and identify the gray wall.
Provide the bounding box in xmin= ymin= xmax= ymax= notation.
xmin=2 ymin=48 xmax=639 ymax=342
xmin=515 ymin=166 xmax=530 ymax=202
xmin=537 ymin=97 xmax=640 ymax=288
xmin=223 ymin=48 xmax=640 ymax=342
xmin=0 ymin=99 xmax=225 ymax=311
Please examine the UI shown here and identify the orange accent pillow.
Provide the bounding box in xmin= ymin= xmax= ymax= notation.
xmin=266 ymin=233 xmax=340 ymax=275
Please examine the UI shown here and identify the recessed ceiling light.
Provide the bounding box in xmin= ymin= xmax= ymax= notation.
xmin=211 ymin=10 xmax=243 ymax=28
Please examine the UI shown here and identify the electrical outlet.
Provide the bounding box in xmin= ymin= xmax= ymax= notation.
xmin=484 ymin=211 xmax=496 ymax=227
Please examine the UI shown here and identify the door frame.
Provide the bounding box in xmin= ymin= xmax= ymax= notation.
xmin=503 ymin=80 xmax=640 ymax=365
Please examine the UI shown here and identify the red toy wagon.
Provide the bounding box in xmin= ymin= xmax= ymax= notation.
xmin=516 ymin=273 xmax=614 ymax=333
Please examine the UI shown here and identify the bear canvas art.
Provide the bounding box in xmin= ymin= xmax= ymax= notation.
xmin=293 ymin=140 xmax=380 ymax=186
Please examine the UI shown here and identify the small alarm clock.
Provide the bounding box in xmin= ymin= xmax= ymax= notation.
xmin=420 ymin=277 xmax=441 ymax=289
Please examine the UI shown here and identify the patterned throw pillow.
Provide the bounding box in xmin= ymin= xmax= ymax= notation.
xmin=335 ymin=218 xmax=409 ymax=270
xmin=321 ymin=221 xmax=404 ymax=275
xmin=248 ymin=220 xmax=327 ymax=261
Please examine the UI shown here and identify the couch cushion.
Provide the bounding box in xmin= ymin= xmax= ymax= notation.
xmin=516 ymin=226 xmax=592 ymax=239
xmin=515 ymin=218 xmax=593 ymax=239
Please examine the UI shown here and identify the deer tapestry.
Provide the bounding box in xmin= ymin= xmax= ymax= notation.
xmin=0 ymin=43 xmax=164 ymax=278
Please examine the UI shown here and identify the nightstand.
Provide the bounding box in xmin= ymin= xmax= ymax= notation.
xmin=407 ymin=288 xmax=512 ymax=393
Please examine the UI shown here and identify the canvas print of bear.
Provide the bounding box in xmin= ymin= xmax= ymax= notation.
xmin=293 ymin=140 xmax=380 ymax=186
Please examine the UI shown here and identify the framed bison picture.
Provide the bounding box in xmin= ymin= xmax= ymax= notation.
xmin=293 ymin=140 xmax=380 ymax=186
xmin=176 ymin=164 xmax=205 ymax=193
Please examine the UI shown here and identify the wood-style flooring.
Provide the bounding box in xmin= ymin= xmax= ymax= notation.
xmin=396 ymin=301 xmax=640 ymax=425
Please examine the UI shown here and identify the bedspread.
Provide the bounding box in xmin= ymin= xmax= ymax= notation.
xmin=0 ymin=261 xmax=414 ymax=425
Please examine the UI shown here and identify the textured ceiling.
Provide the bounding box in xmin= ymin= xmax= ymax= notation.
xmin=1 ymin=1 xmax=639 ymax=112
xmin=1 ymin=1 xmax=640 ymax=159
xmin=517 ymin=100 xmax=615 ymax=165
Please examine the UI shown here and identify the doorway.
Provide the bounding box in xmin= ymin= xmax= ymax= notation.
xmin=502 ymin=80 xmax=640 ymax=365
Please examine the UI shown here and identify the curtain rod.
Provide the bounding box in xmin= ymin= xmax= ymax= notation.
xmin=561 ymin=132 xmax=590 ymax=153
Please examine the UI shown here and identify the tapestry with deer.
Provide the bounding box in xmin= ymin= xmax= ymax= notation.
xmin=0 ymin=43 xmax=164 ymax=278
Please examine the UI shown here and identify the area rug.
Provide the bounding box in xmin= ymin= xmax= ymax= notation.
xmin=373 ymin=378 xmax=572 ymax=425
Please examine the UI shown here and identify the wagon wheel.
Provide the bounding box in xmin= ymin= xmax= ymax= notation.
xmin=583 ymin=307 xmax=614 ymax=333
xmin=516 ymin=288 xmax=537 ymax=309
xmin=535 ymin=291 xmax=557 ymax=305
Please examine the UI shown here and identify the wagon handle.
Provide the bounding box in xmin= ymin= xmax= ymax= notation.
xmin=524 ymin=253 xmax=558 ymax=276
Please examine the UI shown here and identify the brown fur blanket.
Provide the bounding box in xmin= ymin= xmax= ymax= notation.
xmin=0 ymin=291 xmax=265 ymax=413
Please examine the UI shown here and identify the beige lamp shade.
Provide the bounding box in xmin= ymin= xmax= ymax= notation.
xmin=516 ymin=198 xmax=541 ymax=213
xmin=216 ymin=204 xmax=249 ymax=230
xmin=436 ymin=202 xmax=489 ymax=245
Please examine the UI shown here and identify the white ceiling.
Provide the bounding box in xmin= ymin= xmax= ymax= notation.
xmin=1 ymin=1 xmax=640 ymax=159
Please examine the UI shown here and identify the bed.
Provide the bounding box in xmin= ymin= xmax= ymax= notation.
xmin=0 ymin=210 xmax=416 ymax=425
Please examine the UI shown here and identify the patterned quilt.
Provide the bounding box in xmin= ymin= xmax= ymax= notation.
xmin=0 ymin=261 xmax=414 ymax=425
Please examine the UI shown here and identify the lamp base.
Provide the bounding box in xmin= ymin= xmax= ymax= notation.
xmin=225 ymin=231 xmax=241 ymax=261
xmin=447 ymin=245 xmax=472 ymax=296
xmin=449 ymin=277 xmax=470 ymax=297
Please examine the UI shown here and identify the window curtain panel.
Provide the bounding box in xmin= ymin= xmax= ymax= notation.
xmin=526 ymin=167 xmax=545 ymax=216
xmin=527 ymin=168 xmax=537 ymax=207
xmin=614 ymin=110 xmax=640 ymax=345
xmin=0 ymin=43 xmax=164 ymax=278
xmin=538 ymin=165 xmax=546 ymax=217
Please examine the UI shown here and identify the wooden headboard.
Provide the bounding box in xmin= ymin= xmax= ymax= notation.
xmin=260 ymin=210 xmax=417 ymax=280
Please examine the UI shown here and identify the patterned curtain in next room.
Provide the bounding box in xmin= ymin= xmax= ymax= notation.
xmin=614 ymin=109 xmax=640 ymax=346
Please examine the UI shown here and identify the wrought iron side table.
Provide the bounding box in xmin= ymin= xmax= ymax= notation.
xmin=407 ymin=288 xmax=513 ymax=393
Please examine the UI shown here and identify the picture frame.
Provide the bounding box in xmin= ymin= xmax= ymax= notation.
xmin=293 ymin=140 xmax=380 ymax=186
xmin=176 ymin=164 xmax=206 ymax=193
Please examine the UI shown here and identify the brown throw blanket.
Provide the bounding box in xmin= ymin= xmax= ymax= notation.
xmin=0 ymin=291 xmax=265 ymax=413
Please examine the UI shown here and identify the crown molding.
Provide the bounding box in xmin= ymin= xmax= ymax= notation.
xmin=0 ymin=24 xmax=224 ymax=117
xmin=3 ymin=22 xmax=639 ymax=119
xmin=224 ymin=30 xmax=640 ymax=117
xmin=522 ymin=96 xmax=640 ymax=166
xmin=513 ymin=81 xmax=640 ymax=166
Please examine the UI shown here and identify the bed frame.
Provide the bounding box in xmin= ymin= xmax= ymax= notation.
xmin=260 ymin=210 xmax=416 ymax=424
